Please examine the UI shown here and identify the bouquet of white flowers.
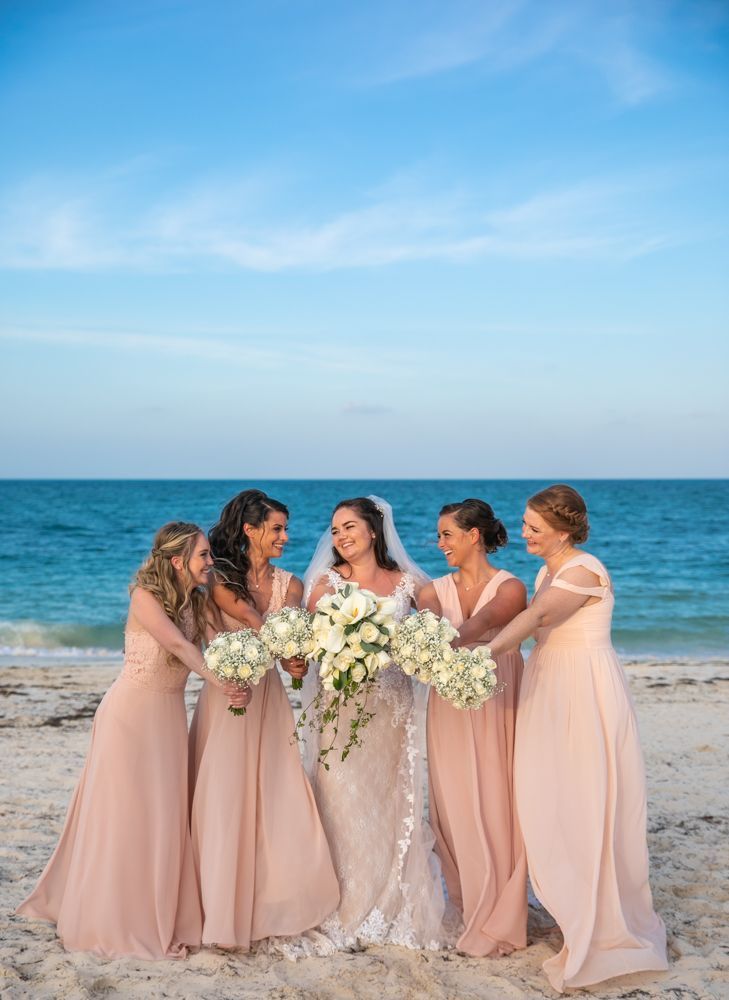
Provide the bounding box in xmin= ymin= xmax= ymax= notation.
xmin=259 ymin=606 xmax=315 ymax=690
xmin=430 ymin=645 xmax=499 ymax=710
xmin=300 ymin=582 xmax=397 ymax=767
xmin=204 ymin=628 xmax=273 ymax=716
xmin=389 ymin=609 xmax=459 ymax=683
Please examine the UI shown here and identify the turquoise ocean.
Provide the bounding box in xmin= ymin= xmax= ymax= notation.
xmin=1 ymin=479 xmax=727 ymax=663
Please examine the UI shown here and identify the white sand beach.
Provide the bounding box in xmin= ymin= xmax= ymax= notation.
xmin=1 ymin=659 xmax=727 ymax=999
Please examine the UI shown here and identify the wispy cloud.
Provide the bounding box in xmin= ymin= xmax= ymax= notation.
xmin=353 ymin=0 xmax=691 ymax=105
xmin=0 ymin=164 xmax=680 ymax=274
xmin=0 ymin=325 xmax=421 ymax=378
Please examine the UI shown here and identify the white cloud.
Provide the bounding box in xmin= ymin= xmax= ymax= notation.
xmin=355 ymin=0 xmax=681 ymax=105
xmin=0 ymin=165 xmax=679 ymax=274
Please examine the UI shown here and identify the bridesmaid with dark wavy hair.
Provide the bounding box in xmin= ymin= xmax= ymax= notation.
xmin=418 ymin=498 xmax=528 ymax=957
xmin=189 ymin=489 xmax=338 ymax=951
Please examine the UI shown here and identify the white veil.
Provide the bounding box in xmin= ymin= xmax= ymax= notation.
xmin=299 ymin=494 xmax=429 ymax=776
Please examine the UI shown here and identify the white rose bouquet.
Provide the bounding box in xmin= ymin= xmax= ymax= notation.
xmin=430 ymin=645 xmax=499 ymax=710
xmin=389 ymin=609 xmax=459 ymax=683
xmin=259 ymin=606 xmax=315 ymax=690
xmin=204 ymin=628 xmax=273 ymax=716
xmin=300 ymin=582 xmax=397 ymax=767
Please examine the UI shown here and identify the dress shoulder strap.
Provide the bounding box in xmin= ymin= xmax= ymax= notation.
xmin=268 ymin=567 xmax=293 ymax=615
xmin=431 ymin=574 xmax=452 ymax=604
xmin=552 ymin=553 xmax=611 ymax=597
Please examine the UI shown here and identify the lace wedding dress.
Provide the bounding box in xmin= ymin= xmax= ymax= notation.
xmin=278 ymin=568 xmax=447 ymax=957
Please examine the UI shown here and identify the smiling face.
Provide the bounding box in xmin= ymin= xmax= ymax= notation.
xmin=521 ymin=506 xmax=569 ymax=560
xmin=331 ymin=506 xmax=375 ymax=564
xmin=437 ymin=513 xmax=479 ymax=568
xmin=173 ymin=531 xmax=213 ymax=587
xmin=245 ymin=510 xmax=289 ymax=560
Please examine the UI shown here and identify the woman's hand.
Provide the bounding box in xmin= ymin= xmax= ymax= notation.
xmin=280 ymin=656 xmax=308 ymax=680
xmin=223 ymin=682 xmax=251 ymax=710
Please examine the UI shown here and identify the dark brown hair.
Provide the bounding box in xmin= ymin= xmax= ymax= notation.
xmin=439 ymin=498 xmax=508 ymax=553
xmin=209 ymin=489 xmax=289 ymax=603
xmin=331 ymin=497 xmax=399 ymax=571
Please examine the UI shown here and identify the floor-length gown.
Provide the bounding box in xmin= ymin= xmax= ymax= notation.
xmin=427 ymin=570 xmax=527 ymax=956
xmin=515 ymin=553 xmax=668 ymax=992
xmin=304 ymin=569 xmax=446 ymax=951
xmin=188 ymin=567 xmax=339 ymax=949
xmin=17 ymin=608 xmax=202 ymax=960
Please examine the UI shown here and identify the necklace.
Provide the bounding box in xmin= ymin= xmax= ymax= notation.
xmin=249 ymin=566 xmax=273 ymax=592
xmin=460 ymin=573 xmax=489 ymax=592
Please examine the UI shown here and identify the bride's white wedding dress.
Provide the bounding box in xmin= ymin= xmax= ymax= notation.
xmin=305 ymin=568 xmax=446 ymax=952
xmin=261 ymin=496 xmax=452 ymax=960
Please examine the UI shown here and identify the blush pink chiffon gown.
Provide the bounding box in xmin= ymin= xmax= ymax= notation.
xmin=515 ymin=553 xmax=668 ymax=992
xmin=188 ymin=567 xmax=339 ymax=949
xmin=16 ymin=607 xmax=202 ymax=959
xmin=427 ymin=570 xmax=528 ymax=956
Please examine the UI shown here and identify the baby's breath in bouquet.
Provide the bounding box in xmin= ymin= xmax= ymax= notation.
xmin=204 ymin=628 xmax=273 ymax=716
xmin=430 ymin=645 xmax=499 ymax=710
xmin=259 ymin=606 xmax=315 ymax=690
xmin=389 ymin=609 xmax=459 ymax=683
xmin=299 ymin=582 xmax=396 ymax=767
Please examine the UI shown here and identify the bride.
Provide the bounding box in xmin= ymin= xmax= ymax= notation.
xmin=300 ymin=495 xmax=447 ymax=951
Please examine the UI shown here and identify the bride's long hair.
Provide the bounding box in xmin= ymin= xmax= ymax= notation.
xmin=131 ymin=521 xmax=208 ymax=643
xmin=331 ymin=496 xmax=400 ymax=572
xmin=209 ymin=489 xmax=289 ymax=603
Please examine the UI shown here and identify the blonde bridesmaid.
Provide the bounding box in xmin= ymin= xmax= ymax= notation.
xmin=17 ymin=523 xmax=246 ymax=959
xmin=418 ymin=499 xmax=528 ymax=956
xmin=487 ymin=484 xmax=668 ymax=992
xmin=189 ymin=489 xmax=339 ymax=950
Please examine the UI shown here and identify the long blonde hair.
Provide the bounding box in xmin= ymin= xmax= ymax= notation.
xmin=131 ymin=522 xmax=208 ymax=644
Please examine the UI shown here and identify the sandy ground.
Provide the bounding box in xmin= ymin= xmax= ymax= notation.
xmin=0 ymin=659 xmax=727 ymax=1000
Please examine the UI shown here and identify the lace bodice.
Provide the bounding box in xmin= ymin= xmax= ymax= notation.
xmin=219 ymin=567 xmax=293 ymax=633
xmin=121 ymin=606 xmax=195 ymax=693
xmin=325 ymin=568 xmax=414 ymax=619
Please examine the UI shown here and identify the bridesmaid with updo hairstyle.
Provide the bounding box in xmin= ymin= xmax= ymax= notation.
xmin=486 ymin=485 xmax=668 ymax=992
xmin=418 ymin=499 xmax=528 ymax=957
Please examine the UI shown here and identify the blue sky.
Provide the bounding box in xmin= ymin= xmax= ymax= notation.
xmin=1 ymin=0 xmax=727 ymax=478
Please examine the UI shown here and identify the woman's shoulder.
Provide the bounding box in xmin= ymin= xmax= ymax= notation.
xmin=557 ymin=551 xmax=610 ymax=585
xmin=491 ymin=569 xmax=526 ymax=596
xmin=277 ymin=567 xmax=303 ymax=602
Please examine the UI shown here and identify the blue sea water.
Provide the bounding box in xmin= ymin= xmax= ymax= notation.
xmin=1 ymin=480 xmax=727 ymax=662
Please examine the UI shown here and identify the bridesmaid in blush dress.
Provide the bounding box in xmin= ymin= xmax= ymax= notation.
xmin=487 ymin=485 xmax=668 ymax=993
xmin=189 ymin=490 xmax=338 ymax=950
xmin=418 ymin=499 xmax=528 ymax=957
xmin=16 ymin=523 xmax=247 ymax=960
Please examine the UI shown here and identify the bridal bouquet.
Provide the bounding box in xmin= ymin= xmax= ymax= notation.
xmin=204 ymin=628 xmax=273 ymax=716
xmin=389 ymin=610 xmax=459 ymax=683
xmin=430 ymin=645 xmax=499 ymax=710
xmin=259 ymin=606 xmax=315 ymax=690
xmin=299 ymin=582 xmax=397 ymax=767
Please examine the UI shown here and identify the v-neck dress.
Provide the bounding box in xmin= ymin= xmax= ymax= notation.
xmin=427 ymin=570 xmax=528 ymax=956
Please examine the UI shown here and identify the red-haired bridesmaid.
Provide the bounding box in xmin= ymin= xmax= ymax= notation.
xmin=487 ymin=485 xmax=668 ymax=993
